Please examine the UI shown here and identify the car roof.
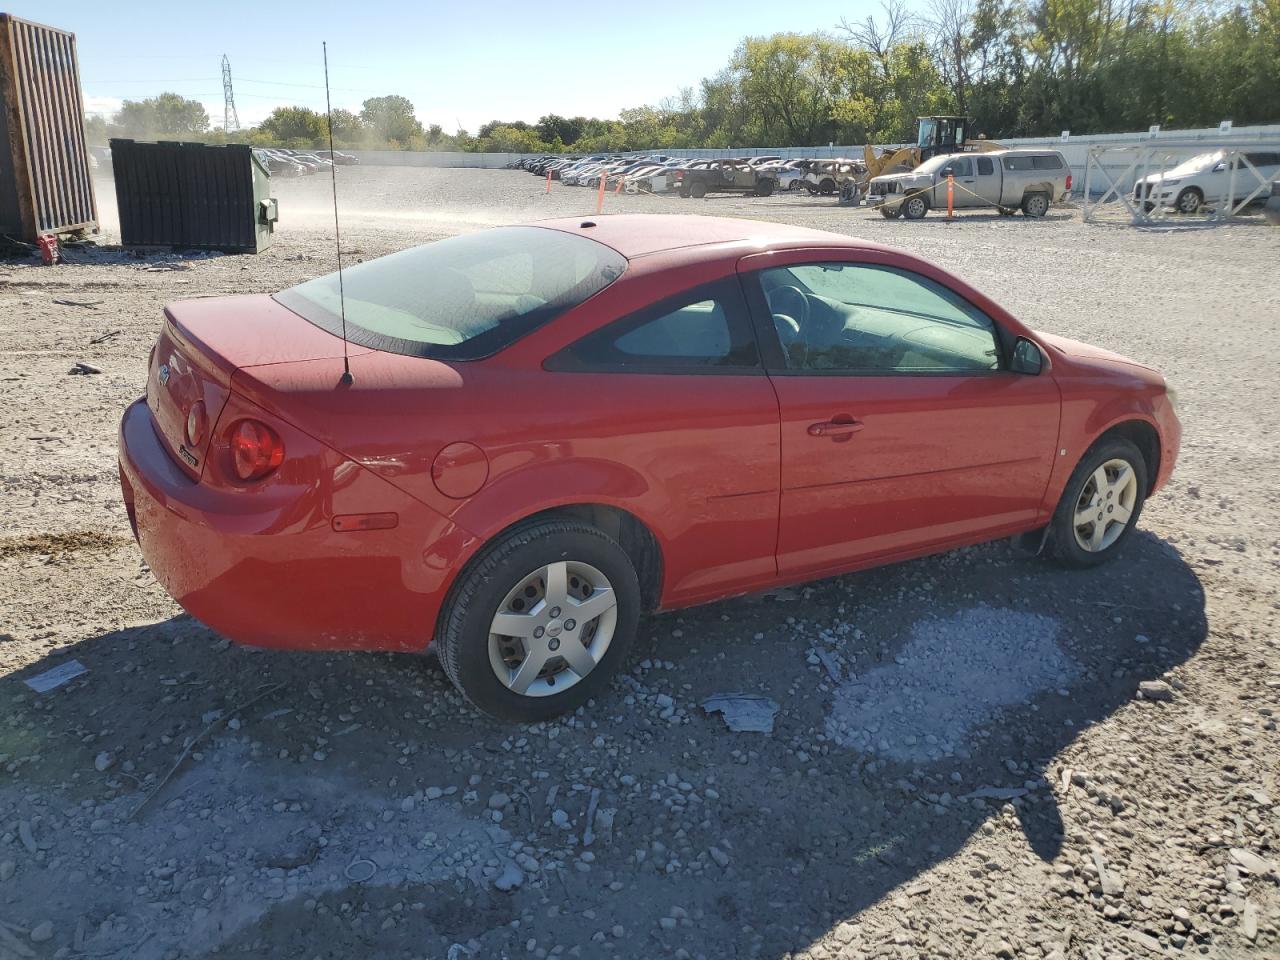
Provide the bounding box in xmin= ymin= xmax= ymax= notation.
xmin=535 ymin=214 xmax=884 ymax=259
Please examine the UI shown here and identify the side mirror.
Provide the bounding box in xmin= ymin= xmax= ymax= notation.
xmin=1011 ymin=337 xmax=1043 ymax=375
xmin=942 ymin=167 xmax=954 ymax=177
xmin=1212 ymin=162 xmax=1226 ymax=172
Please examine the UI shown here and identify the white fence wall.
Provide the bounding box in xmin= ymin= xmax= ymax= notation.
xmin=349 ymin=123 xmax=1280 ymax=195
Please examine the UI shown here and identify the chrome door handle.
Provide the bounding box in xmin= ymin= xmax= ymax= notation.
xmin=808 ymin=416 xmax=864 ymax=438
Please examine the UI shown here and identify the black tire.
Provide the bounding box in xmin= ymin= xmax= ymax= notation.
xmin=902 ymin=193 xmax=929 ymax=220
xmin=690 ymin=180 xmax=708 ymax=199
xmin=436 ymin=520 xmax=641 ymax=722
xmin=1174 ymin=187 xmax=1203 ymax=214
xmin=879 ymin=206 xmax=900 ymax=219
xmin=819 ymin=178 xmax=836 ymax=196
xmin=1047 ymin=437 xmax=1148 ymax=569
xmin=754 ymin=179 xmax=775 ymax=197
xmin=678 ymin=185 xmax=692 ymax=198
xmin=997 ymin=206 xmax=1017 ymax=216
xmin=1022 ymin=192 xmax=1050 ymax=217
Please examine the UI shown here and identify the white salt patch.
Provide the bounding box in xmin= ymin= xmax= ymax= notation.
xmin=827 ymin=606 xmax=1079 ymax=762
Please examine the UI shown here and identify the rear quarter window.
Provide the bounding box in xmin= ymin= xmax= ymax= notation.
xmin=1003 ymin=156 xmax=1034 ymax=171
xmin=274 ymin=227 xmax=626 ymax=361
xmin=1032 ymin=155 xmax=1065 ymax=169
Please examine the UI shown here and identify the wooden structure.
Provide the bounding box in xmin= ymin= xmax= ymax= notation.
xmin=0 ymin=15 xmax=98 ymax=242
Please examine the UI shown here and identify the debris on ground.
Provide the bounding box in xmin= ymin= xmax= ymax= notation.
xmin=702 ymin=693 xmax=780 ymax=733
xmin=22 ymin=659 xmax=87 ymax=692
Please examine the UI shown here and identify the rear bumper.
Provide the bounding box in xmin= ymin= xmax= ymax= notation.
xmin=118 ymin=398 xmax=472 ymax=652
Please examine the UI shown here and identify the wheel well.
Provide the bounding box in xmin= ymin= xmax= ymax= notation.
xmin=1097 ymin=420 xmax=1161 ymax=493
xmin=494 ymin=504 xmax=664 ymax=613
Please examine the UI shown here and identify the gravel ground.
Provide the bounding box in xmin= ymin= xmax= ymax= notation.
xmin=0 ymin=167 xmax=1277 ymax=960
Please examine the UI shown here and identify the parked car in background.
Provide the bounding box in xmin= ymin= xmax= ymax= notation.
xmin=257 ymin=149 xmax=306 ymax=177
xmin=1133 ymin=150 xmax=1280 ymax=214
xmin=293 ymin=152 xmax=334 ymax=170
xmin=317 ymin=150 xmax=360 ymax=165
xmin=775 ymin=160 xmax=814 ymax=191
xmin=801 ymin=159 xmax=863 ymax=196
xmin=120 ymin=214 xmax=1179 ymax=722
xmin=675 ymin=159 xmax=780 ymax=197
xmin=869 ymin=149 xmax=1071 ymax=220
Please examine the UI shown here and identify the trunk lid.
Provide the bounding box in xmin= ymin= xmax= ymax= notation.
xmin=146 ymin=294 xmax=365 ymax=480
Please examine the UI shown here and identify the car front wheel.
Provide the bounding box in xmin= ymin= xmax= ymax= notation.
xmin=1175 ymin=187 xmax=1203 ymax=214
xmin=1048 ymin=438 xmax=1148 ymax=568
xmin=902 ymin=194 xmax=929 ymax=220
xmin=436 ymin=520 xmax=641 ymax=722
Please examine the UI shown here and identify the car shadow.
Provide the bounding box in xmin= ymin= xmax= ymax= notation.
xmin=1 ymin=532 xmax=1206 ymax=959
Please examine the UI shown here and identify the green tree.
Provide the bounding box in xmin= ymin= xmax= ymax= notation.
xmin=360 ymin=95 xmax=424 ymax=144
xmin=257 ymin=106 xmax=326 ymax=145
xmin=83 ymin=113 xmax=108 ymax=145
xmin=111 ymin=93 xmax=209 ymax=138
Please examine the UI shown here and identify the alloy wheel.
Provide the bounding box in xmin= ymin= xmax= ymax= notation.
xmin=488 ymin=561 xmax=618 ymax=697
xmin=1072 ymin=458 xmax=1138 ymax=552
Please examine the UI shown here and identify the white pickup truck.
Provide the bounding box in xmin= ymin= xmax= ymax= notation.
xmin=868 ymin=149 xmax=1072 ymax=220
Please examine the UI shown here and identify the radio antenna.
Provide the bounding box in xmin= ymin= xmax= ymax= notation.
xmin=323 ymin=41 xmax=353 ymax=386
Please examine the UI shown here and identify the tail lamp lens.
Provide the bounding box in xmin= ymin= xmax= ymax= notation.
xmin=1066 ymin=174 xmax=1073 ymax=191
xmin=230 ymin=420 xmax=284 ymax=481
xmin=186 ymin=400 xmax=208 ymax=447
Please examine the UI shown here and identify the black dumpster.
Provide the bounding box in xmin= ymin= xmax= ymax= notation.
xmin=110 ymin=140 xmax=278 ymax=252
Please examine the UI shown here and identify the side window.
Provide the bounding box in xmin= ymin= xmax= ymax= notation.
xmin=1032 ymin=154 xmax=1065 ymax=170
xmin=1003 ymin=155 xmax=1034 ymax=171
xmin=976 ymin=156 xmax=995 ymax=176
xmin=552 ymin=278 xmax=759 ymax=371
xmin=945 ymin=157 xmax=973 ymax=177
xmin=760 ymin=263 xmax=1001 ymax=374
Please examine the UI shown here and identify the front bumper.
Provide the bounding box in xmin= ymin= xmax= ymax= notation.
xmin=118 ymin=398 xmax=472 ymax=652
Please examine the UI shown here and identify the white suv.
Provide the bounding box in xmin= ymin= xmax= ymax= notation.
xmin=1134 ymin=150 xmax=1280 ymax=213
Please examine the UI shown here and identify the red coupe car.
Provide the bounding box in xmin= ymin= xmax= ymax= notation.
xmin=119 ymin=215 xmax=1180 ymax=721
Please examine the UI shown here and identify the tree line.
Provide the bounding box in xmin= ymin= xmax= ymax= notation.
xmin=87 ymin=0 xmax=1279 ymax=153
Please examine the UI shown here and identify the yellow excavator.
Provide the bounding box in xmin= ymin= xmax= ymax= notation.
xmin=863 ymin=116 xmax=1005 ymax=180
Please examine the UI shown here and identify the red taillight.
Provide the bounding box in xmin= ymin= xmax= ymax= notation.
xmin=1066 ymin=174 xmax=1073 ymax=191
xmin=186 ymin=400 xmax=208 ymax=447
xmin=229 ymin=420 xmax=284 ymax=481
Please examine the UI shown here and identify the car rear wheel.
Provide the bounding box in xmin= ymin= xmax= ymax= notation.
xmin=1022 ymin=192 xmax=1050 ymax=217
xmin=754 ymin=180 xmax=775 ymax=197
xmin=1048 ymin=438 xmax=1147 ymax=568
xmin=678 ymin=185 xmax=691 ymax=198
xmin=879 ymin=206 xmax=901 ymax=219
xmin=1175 ymin=187 xmax=1203 ymax=214
xmin=690 ymin=181 xmax=707 ymax=199
xmin=436 ymin=520 xmax=641 ymax=722
xmin=902 ymin=194 xmax=929 ymax=220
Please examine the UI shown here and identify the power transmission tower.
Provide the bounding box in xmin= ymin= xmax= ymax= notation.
xmin=221 ymin=54 xmax=240 ymax=133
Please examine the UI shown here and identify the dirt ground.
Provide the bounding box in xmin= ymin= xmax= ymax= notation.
xmin=1 ymin=167 xmax=1277 ymax=960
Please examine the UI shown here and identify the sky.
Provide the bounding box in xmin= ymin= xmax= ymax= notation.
xmin=6 ymin=0 xmax=886 ymax=133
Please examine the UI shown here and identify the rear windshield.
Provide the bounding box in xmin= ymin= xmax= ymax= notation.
xmin=275 ymin=226 xmax=627 ymax=360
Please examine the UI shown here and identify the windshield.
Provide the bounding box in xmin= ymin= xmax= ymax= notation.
xmin=1169 ymin=151 xmax=1224 ymax=174
xmin=274 ymin=227 xmax=627 ymax=361
xmin=917 ymin=118 xmax=936 ymax=150
xmin=914 ymin=154 xmax=957 ymax=175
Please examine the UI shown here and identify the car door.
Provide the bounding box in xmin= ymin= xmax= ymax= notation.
xmin=971 ymin=155 xmax=1002 ymax=206
xmin=739 ymin=249 xmax=1062 ymax=579
xmin=940 ymin=156 xmax=980 ymax=206
xmin=545 ymin=275 xmax=781 ymax=602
